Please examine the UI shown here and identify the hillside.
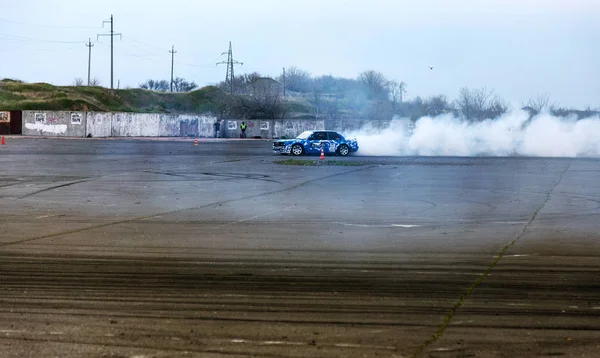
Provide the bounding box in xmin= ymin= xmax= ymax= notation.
xmin=0 ymin=79 xmax=227 ymax=114
xmin=0 ymin=79 xmax=318 ymax=119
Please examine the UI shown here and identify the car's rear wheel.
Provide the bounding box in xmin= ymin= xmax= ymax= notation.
xmin=338 ymin=144 xmax=350 ymax=156
xmin=291 ymin=144 xmax=304 ymax=156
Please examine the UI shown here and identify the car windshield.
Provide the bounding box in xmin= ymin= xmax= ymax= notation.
xmin=296 ymin=131 xmax=312 ymax=139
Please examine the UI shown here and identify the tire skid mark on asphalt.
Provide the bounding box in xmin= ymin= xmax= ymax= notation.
xmin=7 ymin=157 xmax=265 ymax=201
xmin=17 ymin=178 xmax=94 ymax=199
xmin=0 ymin=336 xmax=296 ymax=358
xmin=0 ymin=250 xmax=501 ymax=267
xmin=411 ymin=160 xmax=573 ymax=358
xmin=0 ymin=308 xmax=435 ymax=327
xmin=143 ymin=170 xmax=279 ymax=184
xmin=142 ymin=170 xmax=189 ymax=178
xmin=218 ymin=207 xmax=296 ymax=227
xmin=200 ymin=172 xmax=281 ymax=184
xmin=0 ymin=180 xmax=35 ymax=189
xmin=0 ymin=165 xmax=374 ymax=249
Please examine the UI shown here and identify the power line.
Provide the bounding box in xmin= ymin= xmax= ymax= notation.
xmin=127 ymin=42 xmax=163 ymax=58
xmin=97 ymin=14 xmax=122 ymax=89
xmin=0 ymin=18 xmax=99 ymax=30
xmin=0 ymin=33 xmax=84 ymax=44
xmin=169 ymin=45 xmax=177 ymax=92
xmin=216 ymin=41 xmax=243 ymax=95
xmin=96 ymin=41 xmax=169 ymax=62
xmin=2 ymin=46 xmax=81 ymax=52
xmin=126 ymin=37 xmax=216 ymax=57
xmin=127 ymin=38 xmax=166 ymax=53
xmin=175 ymin=60 xmax=217 ymax=68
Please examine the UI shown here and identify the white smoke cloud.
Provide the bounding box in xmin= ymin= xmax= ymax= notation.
xmin=346 ymin=110 xmax=600 ymax=157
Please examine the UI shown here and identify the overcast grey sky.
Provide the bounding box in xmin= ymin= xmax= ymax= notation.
xmin=1 ymin=0 xmax=598 ymax=108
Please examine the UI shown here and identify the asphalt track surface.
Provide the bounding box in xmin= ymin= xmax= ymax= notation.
xmin=0 ymin=137 xmax=599 ymax=358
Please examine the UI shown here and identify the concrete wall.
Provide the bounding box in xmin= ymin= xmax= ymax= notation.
xmin=21 ymin=111 xmax=341 ymax=139
xmin=22 ymin=111 xmax=219 ymax=138
xmin=111 ymin=113 xmax=161 ymax=137
xmin=22 ymin=111 xmax=87 ymax=137
xmin=87 ymin=112 xmax=112 ymax=137
xmin=158 ymin=114 xmax=214 ymax=137
xmin=224 ymin=119 xmax=325 ymax=139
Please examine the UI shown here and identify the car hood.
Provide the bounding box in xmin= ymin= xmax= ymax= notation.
xmin=273 ymin=139 xmax=296 ymax=143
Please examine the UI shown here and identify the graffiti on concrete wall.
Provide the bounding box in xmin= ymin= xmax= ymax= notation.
xmin=25 ymin=122 xmax=68 ymax=134
xmin=71 ymin=113 xmax=82 ymax=124
xmin=260 ymin=121 xmax=269 ymax=130
xmin=35 ymin=113 xmax=46 ymax=123
xmin=228 ymin=121 xmax=237 ymax=130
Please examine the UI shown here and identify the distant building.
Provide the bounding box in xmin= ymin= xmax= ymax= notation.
xmin=246 ymin=77 xmax=284 ymax=97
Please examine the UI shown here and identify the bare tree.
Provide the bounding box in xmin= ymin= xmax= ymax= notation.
xmin=358 ymin=70 xmax=389 ymax=100
xmin=140 ymin=78 xmax=196 ymax=92
xmin=364 ymin=99 xmax=394 ymax=121
xmin=89 ymin=77 xmax=102 ymax=87
xmin=423 ymin=95 xmax=452 ymax=117
xmin=218 ymin=73 xmax=261 ymax=95
xmin=280 ymin=66 xmax=312 ymax=93
xmin=523 ymin=93 xmax=551 ymax=113
xmin=313 ymin=75 xmax=339 ymax=98
xmin=234 ymin=93 xmax=286 ymax=120
xmin=487 ymin=97 xmax=508 ymax=119
xmin=456 ymin=87 xmax=488 ymax=121
xmin=387 ymin=80 xmax=407 ymax=111
xmin=310 ymin=77 xmax=341 ymax=117
xmin=140 ymin=79 xmax=169 ymax=91
xmin=310 ymin=87 xmax=323 ymax=118
xmin=242 ymin=72 xmax=262 ymax=95
xmin=172 ymin=77 xmax=198 ymax=92
xmin=73 ymin=78 xmax=84 ymax=86
xmin=218 ymin=75 xmax=245 ymax=94
xmin=455 ymin=87 xmax=507 ymax=121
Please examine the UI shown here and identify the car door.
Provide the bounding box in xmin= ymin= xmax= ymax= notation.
xmin=307 ymin=131 xmax=327 ymax=153
xmin=326 ymin=132 xmax=342 ymax=153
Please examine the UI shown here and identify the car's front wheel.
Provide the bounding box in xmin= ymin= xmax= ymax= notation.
xmin=337 ymin=144 xmax=350 ymax=156
xmin=291 ymin=144 xmax=304 ymax=156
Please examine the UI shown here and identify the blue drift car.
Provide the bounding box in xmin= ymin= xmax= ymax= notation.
xmin=272 ymin=130 xmax=359 ymax=156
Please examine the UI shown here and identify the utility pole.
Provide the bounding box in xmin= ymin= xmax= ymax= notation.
xmin=216 ymin=41 xmax=243 ymax=95
xmin=282 ymin=67 xmax=286 ymax=97
xmin=97 ymin=14 xmax=122 ymax=89
xmin=169 ymin=45 xmax=177 ymax=92
xmin=85 ymin=38 xmax=94 ymax=86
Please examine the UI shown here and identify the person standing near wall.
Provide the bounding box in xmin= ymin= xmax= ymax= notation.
xmin=240 ymin=121 xmax=247 ymax=138
xmin=213 ymin=120 xmax=221 ymax=138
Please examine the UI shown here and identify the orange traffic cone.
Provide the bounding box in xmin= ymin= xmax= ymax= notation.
xmin=194 ymin=139 xmax=198 ymax=146
xmin=1 ymin=136 xmax=5 ymax=145
xmin=320 ymin=147 xmax=325 ymax=160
